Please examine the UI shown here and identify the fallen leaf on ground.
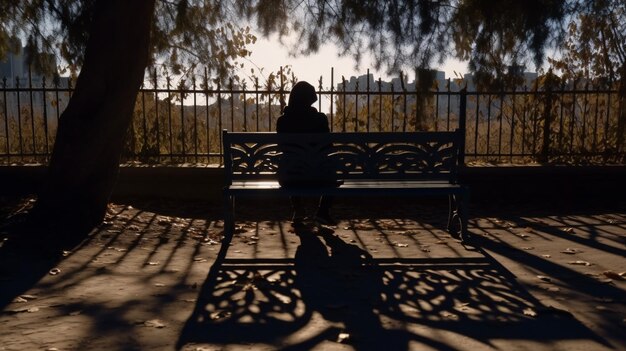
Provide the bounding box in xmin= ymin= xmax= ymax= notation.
xmin=542 ymin=254 xmax=552 ymax=258
xmin=561 ymin=248 xmax=581 ymax=254
xmin=337 ymin=332 xmax=351 ymax=343
xmin=147 ymin=261 xmax=159 ymax=266
xmin=537 ymin=275 xmax=552 ymax=282
xmin=562 ymin=227 xmax=575 ymax=233
xmin=210 ymin=311 xmax=231 ymax=320
xmin=48 ymin=268 xmax=61 ymax=275
xmin=144 ymin=319 xmax=166 ymax=328
xmin=569 ymin=260 xmax=593 ymax=266
xmin=393 ymin=242 xmax=408 ymax=247
xmin=603 ymin=271 xmax=625 ymax=280
xmin=523 ymin=308 xmax=538 ymax=317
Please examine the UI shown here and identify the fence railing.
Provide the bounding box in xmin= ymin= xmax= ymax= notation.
xmin=1 ymin=71 xmax=624 ymax=166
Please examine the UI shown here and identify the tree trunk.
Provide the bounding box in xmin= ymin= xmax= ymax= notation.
xmin=32 ymin=0 xmax=156 ymax=235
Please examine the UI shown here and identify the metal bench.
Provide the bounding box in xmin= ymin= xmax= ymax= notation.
xmin=222 ymin=129 xmax=470 ymax=245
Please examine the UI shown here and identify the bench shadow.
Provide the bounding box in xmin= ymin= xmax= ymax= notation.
xmin=177 ymin=225 xmax=609 ymax=350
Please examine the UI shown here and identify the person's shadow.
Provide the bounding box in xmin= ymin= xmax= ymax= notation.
xmin=289 ymin=224 xmax=417 ymax=350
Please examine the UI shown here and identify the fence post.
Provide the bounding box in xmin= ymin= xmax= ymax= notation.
xmin=459 ymin=88 xmax=467 ymax=167
xmin=540 ymin=74 xmax=554 ymax=163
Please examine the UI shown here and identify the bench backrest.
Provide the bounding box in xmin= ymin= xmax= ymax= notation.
xmin=223 ymin=130 xmax=464 ymax=184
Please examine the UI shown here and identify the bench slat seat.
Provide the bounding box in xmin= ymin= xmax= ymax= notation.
xmin=228 ymin=180 xmax=465 ymax=197
xmin=222 ymin=130 xmax=470 ymax=246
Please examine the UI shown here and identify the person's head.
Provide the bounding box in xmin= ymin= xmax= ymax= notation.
xmin=288 ymin=81 xmax=317 ymax=108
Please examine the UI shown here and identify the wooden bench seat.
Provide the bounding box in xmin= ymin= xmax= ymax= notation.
xmin=222 ymin=130 xmax=470 ymax=245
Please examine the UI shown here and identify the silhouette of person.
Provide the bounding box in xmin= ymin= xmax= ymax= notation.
xmin=276 ymin=81 xmax=337 ymax=225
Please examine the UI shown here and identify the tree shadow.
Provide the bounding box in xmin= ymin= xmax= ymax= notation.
xmin=177 ymin=223 xmax=609 ymax=350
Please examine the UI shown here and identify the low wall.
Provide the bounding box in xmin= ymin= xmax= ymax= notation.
xmin=1 ymin=165 xmax=625 ymax=204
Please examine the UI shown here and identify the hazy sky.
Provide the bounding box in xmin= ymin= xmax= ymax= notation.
xmin=242 ymin=33 xmax=468 ymax=87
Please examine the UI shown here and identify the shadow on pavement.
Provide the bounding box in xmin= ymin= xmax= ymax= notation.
xmin=177 ymin=224 xmax=609 ymax=351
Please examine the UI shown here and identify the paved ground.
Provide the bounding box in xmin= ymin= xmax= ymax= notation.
xmin=0 ymin=197 xmax=625 ymax=350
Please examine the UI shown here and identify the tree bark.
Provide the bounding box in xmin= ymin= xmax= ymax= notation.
xmin=32 ymin=0 xmax=156 ymax=235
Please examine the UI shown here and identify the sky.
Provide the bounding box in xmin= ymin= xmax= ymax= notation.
xmin=241 ymin=33 xmax=469 ymax=87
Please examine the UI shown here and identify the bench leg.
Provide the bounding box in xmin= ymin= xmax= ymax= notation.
xmin=223 ymin=193 xmax=235 ymax=242
xmin=447 ymin=191 xmax=470 ymax=243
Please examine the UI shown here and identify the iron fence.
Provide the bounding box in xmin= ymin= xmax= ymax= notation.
xmin=0 ymin=69 xmax=624 ymax=166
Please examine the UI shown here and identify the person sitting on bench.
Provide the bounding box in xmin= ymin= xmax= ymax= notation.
xmin=276 ymin=81 xmax=338 ymax=226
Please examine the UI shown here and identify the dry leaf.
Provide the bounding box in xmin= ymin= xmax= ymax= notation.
xmin=49 ymin=268 xmax=61 ymax=275
xmin=568 ymin=260 xmax=592 ymax=266
xmin=603 ymin=271 xmax=624 ymax=280
xmin=210 ymin=311 xmax=231 ymax=320
xmin=147 ymin=261 xmax=160 ymax=266
xmin=561 ymin=248 xmax=581 ymax=254
xmin=337 ymin=332 xmax=350 ymax=343
xmin=562 ymin=227 xmax=575 ymax=233
xmin=394 ymin=242 xmax=408 ymax=247
xmin=523 ymin=308 xmax=537 ymax=317
xmin=144 ymin=319 xmax=166 ymax=328
xmin=537 ymin=275 xmax=552 ymax=282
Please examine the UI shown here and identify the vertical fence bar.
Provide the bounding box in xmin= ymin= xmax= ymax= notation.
xmin=141 ymin=81 xmax=147 ymax=161
xmin=342 ymin=77 xmax=347 ymax=132
xmin=366 ymin=69 xmax=371 ymax=132
xmin=509 ymin=87 xmax=516 ymax=162
xmin=580 ymin=83 xmax=589 ymax=152
xmin=330 ymin=68 xmax=334 ymax=132
xmin=377 ymin=78 xmax=382 ymax=132
xmin=474 ymin=93 xmax=480 ymax=157
xmin=255 ymin=77 xmax=260 ymax=132
xmin=354 ymin=79 xmax=359 ymax=132
xmin=153 ymin=69 xmax=160 ymax=164
xmin=217 ymin=80 xmax=223 ymax=164
xmin=459 ymin=88 xmax=467 ymax=166
xmin=390 ymin=84 xmax=395 ymax=132
xmin=204 ymin=68 xmax=210 ymax=162
xmin=42 ymin=76 xmax=49 ymax=157
xmin=434 ymin=86 xmax=440 ymax=131
xmin=180 ymin=79 xmax=186 ymax=161
xmin=541 ymin=84 xmax=553 ymax=162
xmin=570 ymin=80 xmax=577 ymax=154
xmin=592 ymin=91 xmax=600 ymax=153
xmin=604 ymin=88 xmax=611 ymax=157
xmin=558 ymin=82 xmax=565 ymax=153
xmin=167 ymin=76 xmax=174 ymax=161
xmin=497 ymin=91 xmax=504 ymax=160
xmin=401 ymin=74 xmax=407 ymax=132
xmin=521 ymin=89 xmax=528 ymax=157
xmin=486 ymin=95 xmax=492 ymax=156
xmin=242 ymin=81 xmax=248 ymax=132
xmin=28 ymin=68 xmax=36 ymax=158
xmin=192 ymin=77 xmax=198 ymax=162
xmin=2 ymin=78 xmax=8 ymax=161
xmin=16 ymin=77 xmax=23 ymax=158
xmin=446 ymin=78 xmax=451 ymax=131
xmin=229 ymin=78 xmax=235 ymax=132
